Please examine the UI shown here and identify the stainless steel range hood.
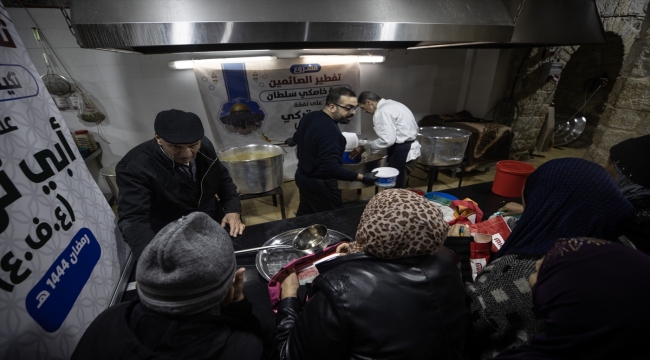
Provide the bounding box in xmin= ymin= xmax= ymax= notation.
xmin=69 ymin=0 xmax=605 ymax=54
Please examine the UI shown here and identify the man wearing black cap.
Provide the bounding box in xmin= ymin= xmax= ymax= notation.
xmin=116 ymin=109 xmax=244 ymax=259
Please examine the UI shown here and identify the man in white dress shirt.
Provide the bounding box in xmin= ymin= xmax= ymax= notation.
xmin=349 ymin=91 xmax=421 ymax=188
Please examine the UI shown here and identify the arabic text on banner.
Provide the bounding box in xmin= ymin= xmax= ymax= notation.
xmin=0 ymin=9 xmax=120 ymax=359
xmin=193 ymin=59 xmax=361 ymax=180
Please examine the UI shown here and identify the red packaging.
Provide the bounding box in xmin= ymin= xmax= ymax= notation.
xmin=409 ymin=188 xmax=425 ymax=196
xmin=467 ymin=215 xmax=512 ymax=253
xmin=469 ymin=242 xmax=492 ymax=281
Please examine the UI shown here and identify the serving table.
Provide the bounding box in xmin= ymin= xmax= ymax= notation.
xmin=120 ymin=181 xmax=520 ymax=347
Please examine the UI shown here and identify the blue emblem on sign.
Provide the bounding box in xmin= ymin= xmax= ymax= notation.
xmin=290 ymin=64 xmax=321 ymax=74
xmin=26 ymin=228 xmax=101 ymax=332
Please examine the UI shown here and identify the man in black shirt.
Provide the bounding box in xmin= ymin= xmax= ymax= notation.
xmin=117 ymin=109 xmax=244 ymax=259
xmin=287 ymin=88 xmax=377 ymax=215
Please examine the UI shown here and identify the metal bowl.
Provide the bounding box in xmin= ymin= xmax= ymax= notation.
xmin=554 ymin=116 xmax=586 ymax=147
xmin=255 ymin=227 xmax=349 ymax=281
xmin=217 ymin=144 xmax=284 ymax=194
xmin=294 ymin=224 xmax=329 ymax=252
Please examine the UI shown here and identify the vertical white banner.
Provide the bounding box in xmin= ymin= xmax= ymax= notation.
xmin=194 ymin=58 xmax=361 ymax=180
xmin=0 ymin=9 xmax=120 ymax=359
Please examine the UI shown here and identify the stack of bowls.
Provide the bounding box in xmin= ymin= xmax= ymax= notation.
xmin=342 ymin=132 xmax=360 ymax=164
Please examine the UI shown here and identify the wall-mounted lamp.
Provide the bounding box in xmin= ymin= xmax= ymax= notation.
xmin=168 ymin=56 xmax=277 ymax=69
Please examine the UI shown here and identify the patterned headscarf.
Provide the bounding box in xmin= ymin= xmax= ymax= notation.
xmin=495 ymin=237 xmax=650 ymax=360
xmin=348 ymin=189 xmax=449 ymax=259
xmin=494 ymin=158 xmax=633 ymax=259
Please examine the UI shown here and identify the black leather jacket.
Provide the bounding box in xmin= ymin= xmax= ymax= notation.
xmin=273 ymin=249 xmax=469 ymax=360
xmin=116 ymin=137 xmax=241 ymax=259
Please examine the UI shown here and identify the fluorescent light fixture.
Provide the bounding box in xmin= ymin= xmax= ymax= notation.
xmin=168 ymin=56 xmax=277 ymax=69
xmin=407 ymin=42 xmax=493 ymax=50
xmin=299 ymin=55 xmax=385 ymax=63
xmin=96 ymin=48 xmax=142 ymax=54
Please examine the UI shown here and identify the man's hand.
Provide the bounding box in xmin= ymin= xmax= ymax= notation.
xmin=222 ymin=267 xmax=246 ymax=307
xmin=361 ymin=171 xmax=378 ymax=185
xmin=349 ymin=145 xmax=365 ymax=159
xmin=222 ymin=212 xmax=245 ymax=237
xmin=280 ymin=268 xmax=299 ymax=300
xmin=285 ymin=137 xmax=296 ymax=147
xmin=497 ymin=202 xmax=524 ymax=216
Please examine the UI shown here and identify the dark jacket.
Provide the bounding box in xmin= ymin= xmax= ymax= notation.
xmin=273 ymin=250 xmax=469 ymax=360
xmin=116 ymin=137 xmax=241 ymax=258
xmin=293 ymin=110 xmax=358 ymax=181
xmin=71 ymin=298 xmax=263 ymax=360
xmin=623 ymin=198 xmax=650 ymax=255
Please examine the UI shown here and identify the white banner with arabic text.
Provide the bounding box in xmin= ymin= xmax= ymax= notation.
xmin=194 ymin=59 xmax=361 ymax=181
xmin=0 ymin=8 xmax=120 ymax=360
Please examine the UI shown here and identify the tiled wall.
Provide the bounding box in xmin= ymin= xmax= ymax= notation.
xmin=7 ymin=8 xmax=506 ymax=195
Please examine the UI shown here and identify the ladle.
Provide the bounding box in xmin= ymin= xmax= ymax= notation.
xmin=234 ymin=244 xmax=295 ymax=255
xmin=234 ymin=224 xmax=330 ymax=255
xmin=257 ymin=128 xmax=286 ymax=145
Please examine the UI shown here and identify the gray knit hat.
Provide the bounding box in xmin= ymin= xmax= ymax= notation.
xmin=136 ymin=212 xmax=236 ymax=315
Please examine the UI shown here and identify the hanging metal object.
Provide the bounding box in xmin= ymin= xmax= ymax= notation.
xmin=33 ymin=28 xmax=75 ymax=96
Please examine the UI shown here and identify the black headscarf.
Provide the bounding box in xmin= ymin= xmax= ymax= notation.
xmin=494 ymin=238 xmax=650 ymax=360
xmin=494 ymin=158 xmax=633 ymax=259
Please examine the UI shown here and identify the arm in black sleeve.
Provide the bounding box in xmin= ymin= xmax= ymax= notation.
xmin=273 ymin=292 xmax=350 ymax=360
xmin=220 ymin=297 xmax=261 ymax=336
xmin=116 ymin=163 xmax=155 ymax=259
xmin=214 ymin=160 xmax=242 ymax=214
xmin=316 ymin=129 xmax=359 ymax=182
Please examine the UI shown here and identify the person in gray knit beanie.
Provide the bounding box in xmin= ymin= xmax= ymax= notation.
xmin=136 ymin=211 xmax=237 ymax=315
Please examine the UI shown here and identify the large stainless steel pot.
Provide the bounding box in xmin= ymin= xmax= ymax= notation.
xmin=338 ymin=155 xmax=387 ymax=189
xmin=217 ymin=144 xmax=284 ymax=194
xmin=417 ymin=126 xmax=472 ymax=167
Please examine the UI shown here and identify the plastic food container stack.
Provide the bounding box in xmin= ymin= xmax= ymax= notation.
xmin=373 ymin=167 xmax=400 ymax=188
xmin=342 ymin=132 xmax=360 ymax=164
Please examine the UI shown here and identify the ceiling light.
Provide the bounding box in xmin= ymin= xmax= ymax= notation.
xmin=299 ymin=55 xmax=385 ymax=63
xmin=168 ymin=56 xmax=277 ymax=69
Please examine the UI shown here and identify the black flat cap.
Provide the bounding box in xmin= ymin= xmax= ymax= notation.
xmin=154 ymin=109 xmax=204 ymax=144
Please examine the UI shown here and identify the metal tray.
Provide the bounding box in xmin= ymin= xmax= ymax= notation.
xmin=255 ymin=228 xmax=351 ymax=281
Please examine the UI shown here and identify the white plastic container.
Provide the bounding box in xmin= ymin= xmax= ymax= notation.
xmin=372 ymin=167 xmax=400 ymax=188
xmin=342 ymin=132 xmax=358 ymax=151
xmin=53 ymin=96 xmax=70 ymax=110
xmin=68 ymin=93 xmax=80 ymax=110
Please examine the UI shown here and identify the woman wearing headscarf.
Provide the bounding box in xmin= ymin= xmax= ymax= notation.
xmin=607 ymin=134 xmax=650 ymax=254
xmin=467 ymin=158 xmax=634 ymax=359
xmin=495 ymin=237 xmax=650 ymax=360
xmin=273 ymin=189 xmax=469 ymax=360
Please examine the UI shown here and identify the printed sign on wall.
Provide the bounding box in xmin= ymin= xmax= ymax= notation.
xmin=0 ymin=8 xmax=120 ymax=359
xmin=194 ymin=59 xmax=361 ymax=180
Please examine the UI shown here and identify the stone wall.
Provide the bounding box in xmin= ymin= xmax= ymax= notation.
xmin=508 ymin=47 xmax=571 ymax=159
xmin=585 ymin=0 xmax=650 ymax=164
xmin=508 ymin=0 xmax=649 ymax=161
xmin=553 ymin=33 xmax=623 ymax=149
